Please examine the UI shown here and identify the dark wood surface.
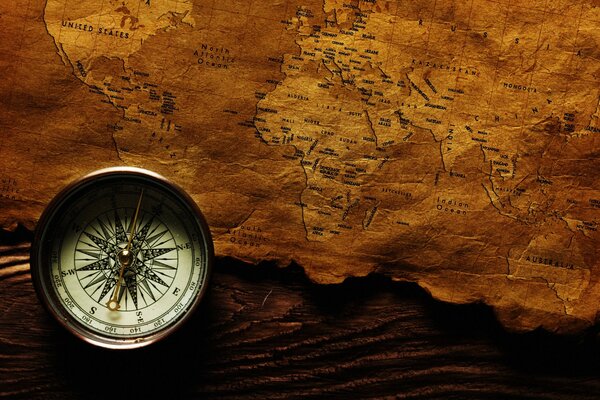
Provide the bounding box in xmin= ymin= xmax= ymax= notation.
xmin=2 ymin=226 xmax=600 ymax=399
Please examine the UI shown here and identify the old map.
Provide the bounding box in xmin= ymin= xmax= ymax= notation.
xmin=0 ymin=0 xmax=599 ymax=332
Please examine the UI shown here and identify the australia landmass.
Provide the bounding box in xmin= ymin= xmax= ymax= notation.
xmin=0 ymin=0 xmax=599 ymax=333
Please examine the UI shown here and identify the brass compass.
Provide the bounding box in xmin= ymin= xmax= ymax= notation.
xmin=30 ymin=167 xmax=213 ymax=349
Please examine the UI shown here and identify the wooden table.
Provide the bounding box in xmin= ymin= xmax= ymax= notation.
xmin=2 ymin=226 xmax=600 ymax=399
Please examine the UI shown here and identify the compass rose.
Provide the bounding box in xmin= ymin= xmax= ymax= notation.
xmin=74 ymin=208 xmax=178 ymax=310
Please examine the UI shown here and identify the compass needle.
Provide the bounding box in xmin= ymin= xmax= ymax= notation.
xmin=107 ymin=189 xmax=144 ymax=311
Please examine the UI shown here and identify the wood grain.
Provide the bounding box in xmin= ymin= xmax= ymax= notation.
xmin=2 ymin=227 xmax=600 ymax=399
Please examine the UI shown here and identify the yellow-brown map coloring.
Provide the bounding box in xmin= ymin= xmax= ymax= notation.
xmin=0 ymin=0 xmax=599 ymax=332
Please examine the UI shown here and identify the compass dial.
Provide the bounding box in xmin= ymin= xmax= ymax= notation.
xmin=31 ymin=167 xmax=213 ymax=349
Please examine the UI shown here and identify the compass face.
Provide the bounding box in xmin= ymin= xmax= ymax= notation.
xmin=31 ymin=167 xmax=213 ymax=349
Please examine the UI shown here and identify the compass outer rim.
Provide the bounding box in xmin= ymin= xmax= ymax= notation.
xmin=30 ymin=166 xmax=214 ymax=350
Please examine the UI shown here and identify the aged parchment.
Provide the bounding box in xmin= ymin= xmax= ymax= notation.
xmin=0 ymin=0 xmax=599 ymax=332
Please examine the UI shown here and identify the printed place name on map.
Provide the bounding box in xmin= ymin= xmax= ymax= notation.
xmin=193 ymin=44 xmax=235 ymax=69
xmin=61 ymin=20 xmax=130 ymax=39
